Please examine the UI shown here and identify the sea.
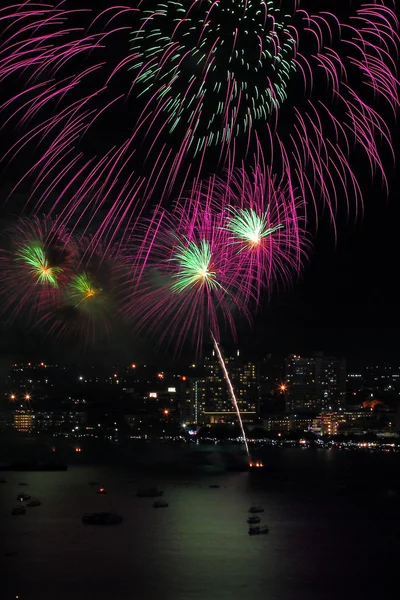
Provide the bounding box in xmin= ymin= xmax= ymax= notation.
xmin=1 ymin=446 xmax=399 ymax=600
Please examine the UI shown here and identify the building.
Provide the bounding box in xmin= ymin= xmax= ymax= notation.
xmin=13 ymin=410 xmax=34 ymax=432
xmin=32 ymin=411 xmax=87 ymax=433
xmin=193 ymin=347 xmax=259 ymax=424
xmin=311 ymin=408 xmax=388 ymax=436
xmin=362 ymin=362 xmax=400 ymax=395
xmin=285 ymin=353 xmax=346 ymax=412
xmin=263 ymin=414 xmax=313 ymax=433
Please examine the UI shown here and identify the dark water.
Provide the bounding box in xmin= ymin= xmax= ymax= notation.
xmin=1 ymin=448 xmax=399 ymax=600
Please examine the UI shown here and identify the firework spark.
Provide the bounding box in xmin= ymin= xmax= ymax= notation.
xmin=128 ymin=200 xmax=251 ymax=355
xmin=225 ymin=208 xmax=283 ymax=250
xmin=16 ymin=243 xmax=62 ymax=287
xmin=0 ymin=215 xmax=75 ymax=323
xmin=170 ymin=239 xmax=220 ymax=293
xmin=44 ymin=236 xmax=129 ymax=345
xmin=0 ymin=1 xmax=396 ymax=239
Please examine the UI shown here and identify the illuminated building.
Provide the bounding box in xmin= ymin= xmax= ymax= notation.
xmin=193 ymin=347 xmax=259 ymax=424
xmin=33 ymin=411 xmax=87 ymax=432
xmin=312 ymin=408 xmax=386 ymax=436
xmin=362 ymin=362 xmax=400 ymax=394
xmin=263 ymin=415 xmax=313 ymax=433
xmin=285 ymin=353 xmax=346 ymax=412
xmin=179 ymin=376 xmax=194 ymax=424
xmin=13 ymin=410 xmax=34 ymax=432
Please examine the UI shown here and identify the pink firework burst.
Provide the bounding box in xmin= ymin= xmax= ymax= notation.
xmin=128 ymin=200 xmax=251 ymax=355
xmin=0 ymin=0 xmax=397 ymax=242
xmin=204 ymin=160 xmax=309 ymax=305
xmin=127 ymin=161 xmax=307 ymax=354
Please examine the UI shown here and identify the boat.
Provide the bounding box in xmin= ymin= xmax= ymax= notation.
xmin=27 ymin=500 xmax=41 ymax=507
xmin=247 ymin=516 xmax=261 ymax=524
xmin=82 ymin=512 xmax=123 ymax=525
xmin=17 ymin=494 xmax=31 ymax=502
xmin=19 ymin=482 xmax=28 ymax=486
xmin=12 ymin=506 xmax=26 ymax=515
xmin=209 ymin=484 xmax=220 ymax=488
xmin=248 ymin=506 xmax=264 ymax=513
xmin=153 ymin=501 xmax=169 ymax=508
xmin=248 ymin=525 xmax=269 ymax=535
xmin=88 ymin=481 xmax=100 ymax=486
xmin=0 ymin=479 xmax=6 ymax=484
xmin=96 ymin=487 xmax=107 ymax=494
xmin=137 ymin=488 xmax=163 ymax=498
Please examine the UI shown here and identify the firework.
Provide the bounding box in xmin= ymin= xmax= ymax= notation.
xmin=214 ymin=160 xmax=308 ymax=303
xmin=0 ymin=1 xmax=396 ymax=237
xmin=128 ymin=158 xmax=306 ymax=353
xmin=16 ymin=242 xmax=62 ymax=287
xmin=129 ymin=200 xmax=251 ymax=355
xmin=0 ymin=215 xmax=75 ymax=323
xmin=130 ymin=0 xmax=295 ymax=154
xmin=44 ymin=237 xmax=129 ymax=345
xmin=129 ymin=0 xmax=398 ymax=211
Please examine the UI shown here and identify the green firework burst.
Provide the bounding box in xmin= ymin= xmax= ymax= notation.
xmin=69 ymin=273 xmax=100 ymax=306
xmin=17 ymin=242 xmax=62 ymax=287
xmin=170 ymin=239 xmax=219 ymax=292
xmin=226 ymin=207 xmax=283 ymax=249
xmin=130 ymin=0 xmax=296 ymax=154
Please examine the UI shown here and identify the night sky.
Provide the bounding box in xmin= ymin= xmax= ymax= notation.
xmin=0 ymin=0 xmax=399 ymax=366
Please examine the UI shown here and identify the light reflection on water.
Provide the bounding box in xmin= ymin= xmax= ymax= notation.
xmin=0 ymin=449 xmax=399 ymax=600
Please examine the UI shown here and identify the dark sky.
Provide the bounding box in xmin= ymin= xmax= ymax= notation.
xmin=0 ymin=0 xmax=399 ymax=366
xmin=247 ymin=161 xmax=400 ymax=361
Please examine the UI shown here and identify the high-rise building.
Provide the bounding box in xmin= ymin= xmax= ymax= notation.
xmin=193 ymin=347 xmax=259 ymax=424
xmin=13 ymin=409 xmax=34 ymax=432
xmin=285 ymin=353 xmax=346 ymax=412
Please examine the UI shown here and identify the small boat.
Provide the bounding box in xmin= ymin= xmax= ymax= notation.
xmin=5 ymin=551 xmax=18 ymax=556
xmin=0 ymin=479 xmax=7 ymax=484
xmin=88 ymin=481 xmax=100 ymax=486
xmin=137 ymin=488 xmax=163 ymax=498
xmin=12 ymin=506 xmax=26 ymax=515
xmin=247 ymin=516 xmax=261 ymax=524
xmin=153 ymin=501 xmax=169 ymax=508
xmin=248 ymin=506 xmax=264 ymax=513
xmin=82 ymin=512 xmax=123 ymax=525
xmin=17 ymin=494 xmax=31 ymax=502
xmin=27 ymin=500 xmax=41 ymax=507
xmin=248 ymin=525 xmax=269 ymax=535
xmin=19 ymin=482 xmax=28 ymax=486
xmin=209 ymin=484 xmax=220 ymax=488
xmin=96 ymin=487 xmax=107 ymax=494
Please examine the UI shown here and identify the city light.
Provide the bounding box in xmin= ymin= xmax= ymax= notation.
xmin=163 ymin=409 xmax=169 ymax=415
xmin=25 ymin=394 xmax=31 ymax=401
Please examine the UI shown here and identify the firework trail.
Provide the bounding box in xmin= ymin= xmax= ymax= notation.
xmin=211 ymin=331 xmax=249 ymax=455
xmin=0 ymin=215 xmax=76 ymax=323
xmin=0 ymin=1 xmax=397 ymax=239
